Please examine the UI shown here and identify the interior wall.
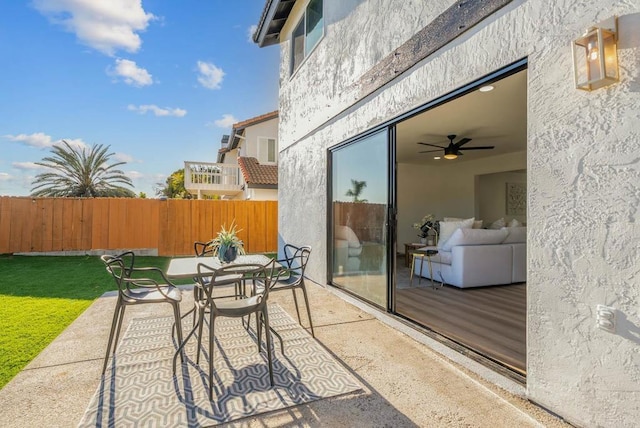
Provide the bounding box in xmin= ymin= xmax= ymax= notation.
xmin=477 ymin=170 xmax=527 ymax=225
xmin=397 ymin=151 xmax=526 ymax=249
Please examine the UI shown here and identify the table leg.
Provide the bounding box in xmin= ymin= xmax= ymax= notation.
xmin=409 ymin=254 xmax=415 ymax=286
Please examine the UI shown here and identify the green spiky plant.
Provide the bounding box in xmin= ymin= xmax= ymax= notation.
xmin=208 ymin=221 xmax=246 ymax=259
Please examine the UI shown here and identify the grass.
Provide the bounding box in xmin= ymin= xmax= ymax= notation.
xmin=0 ymin=254 xmax=187 ymax=389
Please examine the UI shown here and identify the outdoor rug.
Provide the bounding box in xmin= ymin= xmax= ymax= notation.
xmin=78 ymin=304 xmax=362 ymax=427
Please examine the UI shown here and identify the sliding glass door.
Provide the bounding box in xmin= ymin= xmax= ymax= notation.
xmin=329 ymin=130 xmax=390 ymax=307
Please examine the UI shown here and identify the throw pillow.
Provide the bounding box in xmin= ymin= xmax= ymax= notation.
xmin=442 ymin=228 xmax=509 ymax=251
xmin=489 ymin=217 xmax=506 ymax=229
xmin=334 ymin=225 xmax=361 ymax=248
xmin=508 ymin=218 xmax=523 ymax=227
xmin=437 ymin=217 xmax=475 ymax=249
xmin=444 ymin=217 xmax=483 ymax=229
xmin=502 ymin=226 xmax=527 ymax=243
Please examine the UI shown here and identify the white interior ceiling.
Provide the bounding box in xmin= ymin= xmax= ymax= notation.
xmin=396 ymin=70 xmax=527 ymax=164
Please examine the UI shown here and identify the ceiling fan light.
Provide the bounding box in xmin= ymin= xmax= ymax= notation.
xmin=444 ymin=153 xmax=458 ymax=160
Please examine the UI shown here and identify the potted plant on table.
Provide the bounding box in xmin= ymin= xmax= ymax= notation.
xmin=413 ymin=214 xmax=439 ymax=246
xmin=209 ymin=221 xmax=246 ymax=263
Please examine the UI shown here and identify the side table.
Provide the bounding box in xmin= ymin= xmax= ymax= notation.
xmin=409 ymin=249 xmax=439 ymax=288
xmin=404 ymin=242 xmax=426 ymax=268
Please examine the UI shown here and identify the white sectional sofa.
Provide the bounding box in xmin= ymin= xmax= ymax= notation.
xmin=413 ymin=227 xmax=526 ymax=288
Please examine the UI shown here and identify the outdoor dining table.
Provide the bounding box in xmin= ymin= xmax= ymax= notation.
xmin=166 ymin=253 xmax=280 ymax=279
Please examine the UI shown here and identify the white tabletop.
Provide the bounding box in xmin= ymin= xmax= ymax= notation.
xmin=166 ymin=254 xmax=278 ymax=279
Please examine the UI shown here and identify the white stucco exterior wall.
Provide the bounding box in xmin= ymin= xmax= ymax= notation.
xmin=272 ymin=1 xmax=640 ymax=426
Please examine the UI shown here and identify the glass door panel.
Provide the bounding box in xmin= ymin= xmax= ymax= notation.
xmin=330 ymin=130 xmax=389 ymax=307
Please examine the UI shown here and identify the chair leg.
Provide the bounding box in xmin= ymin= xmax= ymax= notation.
xmin=256 ymin=309 xmax=262 ymax=353
xmin=172 ymin=303 xmax=184 ymax=363
xmin=102 ymin=302 xmax=123 ymax=374
xmin=262 ymin=308 xmax=274 ymax=387
xmin=300 ymin=283 xmax=315 ymax=337
xmin=291 ymin=288 xmax=302 ymax=324
xmin=209 ymin=313 xmax=216 ymax=401
xmin=112 ymin=303 xmax=127 ymax=354
xmin=196 ymin=305 xmax=206 ymax=365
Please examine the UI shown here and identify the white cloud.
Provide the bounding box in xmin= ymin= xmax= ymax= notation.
xmin=32 ymin=0 xmax=155 ymax=56
xmin=111 ymin=59 xmax=153 ymax=86
xmin=12 ymin=162 xmax=46 ymax=171
xmin=127 ymin=104 xmax=187 ymax=117
xmin=0 ymin=172 xmax=12 ymax=181
xmin=197 ymin=61 xmax=224 ymax=90
xmin=114 ymin=152 xmax=134 ymax=163
xmin=57 ymin=138 xmax=89 ymax=151
xmin=247 ymin=25 xmax=257 ymax=42
xmin=213 ymin=114 xmax=238 ymax=128
xmin=4 ymin=132 xmax=53 ymax=148
xmin=127 ymin=170 xmax=144 ymax=179
xmin=4 ymin=133 xmax=89 ymax=151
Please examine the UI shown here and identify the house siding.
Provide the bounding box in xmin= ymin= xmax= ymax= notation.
xmin=273 ymin=1 xmax=640 ymax=427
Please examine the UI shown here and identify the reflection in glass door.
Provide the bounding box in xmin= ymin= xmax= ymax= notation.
xmin=330 ymin=130 xmax=389 ymax=307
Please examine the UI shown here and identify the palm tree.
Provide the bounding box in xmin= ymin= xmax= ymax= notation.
xmin=345 ymin=179 xmax=368 ymax=203
xmin=31 ymin=140 xmax=135 ymax=197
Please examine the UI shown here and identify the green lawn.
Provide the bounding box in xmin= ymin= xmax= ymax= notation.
xmin=0 ymin=254 xmax=183 ymax=389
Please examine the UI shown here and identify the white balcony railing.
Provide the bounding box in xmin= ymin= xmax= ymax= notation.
xmin=184 ymin=161 xmax=243 ymax=198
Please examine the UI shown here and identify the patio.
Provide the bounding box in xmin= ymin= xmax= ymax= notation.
xmin=0 ymin=278 xmax=568 ymax=427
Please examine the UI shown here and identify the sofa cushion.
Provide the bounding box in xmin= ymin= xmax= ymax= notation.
xmin=444 ymin=217 xmax=483 ymax=229
xmin=334 ymin=225 xmax=361 ymax=248
xmin=441 ymin=228 xmax=509 ymax=251
xmin=438 ymin=218 xmax=475 ymax=249
xmin=502 ymin=226 xmax=527 ymax=243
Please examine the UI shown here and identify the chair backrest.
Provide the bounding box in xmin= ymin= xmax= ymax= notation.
xmin=282 ymin=244 xmax=311 ymax=281
xmin=100 ymin=255 xmax=128 ymax=295
xmin=194 ymin=240 xmax=214 ymax=257
xmin=197 ymin=261 xmax=273 ymax=311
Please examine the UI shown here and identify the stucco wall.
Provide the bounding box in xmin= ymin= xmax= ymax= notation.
xmin=274 ymin=1 xmax=640 ymax=426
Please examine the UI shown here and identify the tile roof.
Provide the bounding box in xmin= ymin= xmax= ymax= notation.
xmin=232 ymin=110 xmax=278 ymax=131
xmin=237 ymin=157 xmax=278 ymax=186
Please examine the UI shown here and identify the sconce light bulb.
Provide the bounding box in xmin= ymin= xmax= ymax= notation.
xmin=588 ymin=42 xmax=599 ymax=61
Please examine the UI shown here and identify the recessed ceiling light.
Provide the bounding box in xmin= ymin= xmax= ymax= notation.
xmin=479 ymin=85 xmax=494 ymax=92
xmin=434 ymin=156 xmax=441 ymax=160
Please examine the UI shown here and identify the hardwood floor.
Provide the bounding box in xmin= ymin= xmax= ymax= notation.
xmin=395 ymin=259 xmax=526 ymax=374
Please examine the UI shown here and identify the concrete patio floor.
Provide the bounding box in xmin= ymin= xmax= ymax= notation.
xmin=0 ymin=280 xmax=570 ymax=427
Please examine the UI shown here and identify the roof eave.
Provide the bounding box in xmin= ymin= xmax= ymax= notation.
xmin=253 ymin=0 xmax=296 ymax=47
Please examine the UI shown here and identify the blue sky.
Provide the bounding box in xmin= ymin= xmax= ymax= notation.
xmin=0 ymin=0 xmax=279 ymax=197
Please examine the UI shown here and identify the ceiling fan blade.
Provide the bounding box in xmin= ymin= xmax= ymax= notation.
xmin=455 ymin=137 xmax=472 ymax=147
xmin=417 ymin=142 xmax=446 ymax=149
xmin=459 ymin=146 xmax=495 ymax=150
xmin=419 ymin=149 xmax=442 ymax=153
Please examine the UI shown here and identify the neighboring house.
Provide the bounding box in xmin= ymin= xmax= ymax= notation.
xmin=184 ymin=111 xmax=279 ymax=200
xmin=254 ymin=1 xmax=639 ymax=428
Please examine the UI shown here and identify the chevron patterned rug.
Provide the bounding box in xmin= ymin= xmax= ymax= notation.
xmin=78 ymin=304 xmax=362 ymax=427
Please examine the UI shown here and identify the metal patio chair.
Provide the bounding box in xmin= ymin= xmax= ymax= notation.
xmin=270 ymin=244 xmax=314 ymax=337
xmin=100 ymin=252 xmax=183 ymax=375
xmin=182 ymin=261 xmax=276 ymax=398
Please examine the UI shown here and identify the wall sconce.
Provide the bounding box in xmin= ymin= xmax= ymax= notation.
xmin=572 ymin=17 xmax=619 ymax=91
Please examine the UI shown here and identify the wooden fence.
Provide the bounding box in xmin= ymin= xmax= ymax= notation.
xmin=0 ymin=197 xmax=278 ymax=256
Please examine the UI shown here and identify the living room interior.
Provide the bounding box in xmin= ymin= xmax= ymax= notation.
xmin=394 ymin=68 xmax=528 ymax=376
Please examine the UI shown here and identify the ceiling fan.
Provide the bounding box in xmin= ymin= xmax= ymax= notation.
xmin=417 ymin=134 xmax=495 ymax=160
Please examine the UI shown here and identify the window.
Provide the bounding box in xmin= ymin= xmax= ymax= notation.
xmin=258 ymin=137 xmax=277 ymax=163
xmin=290 ymin=0 xmax=323 ymax=74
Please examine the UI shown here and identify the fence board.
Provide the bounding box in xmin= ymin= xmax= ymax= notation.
xmin=0 ymin=197 xmax=278 ymax=256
